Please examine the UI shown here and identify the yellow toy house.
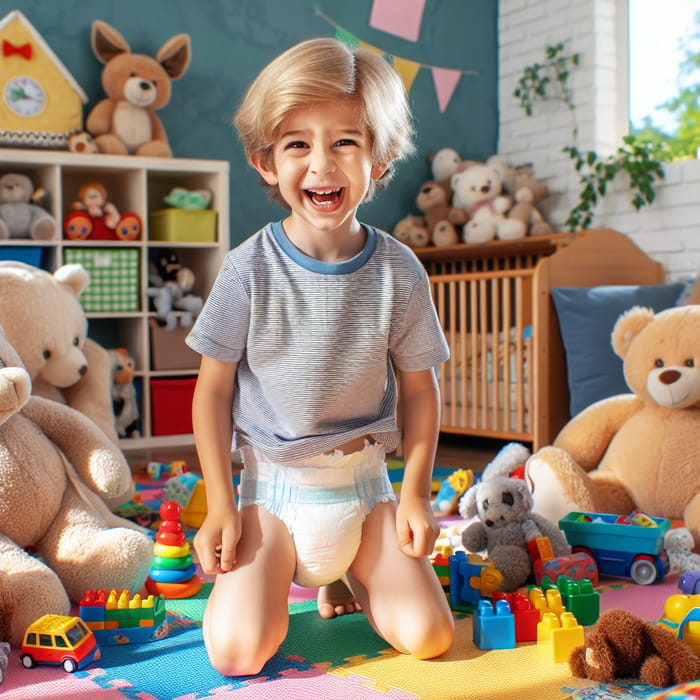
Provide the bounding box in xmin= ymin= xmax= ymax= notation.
xmin=0 ymin=10 xmax=87 ymax=148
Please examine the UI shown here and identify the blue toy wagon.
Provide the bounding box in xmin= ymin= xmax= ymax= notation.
xmin=558 ymin=511 xmax=671 ymax=585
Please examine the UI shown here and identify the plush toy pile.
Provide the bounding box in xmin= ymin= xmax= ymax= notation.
xmin=525 ymin=304 xmax=700 ymax=545
xmin=392 ymin=149 xmax=553 ymax=247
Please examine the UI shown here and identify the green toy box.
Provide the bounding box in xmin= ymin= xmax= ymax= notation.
xmin=63 ymin=247 xmax=140 ymax=313
xmin=148 ymin=209 xmax=217 ymax=243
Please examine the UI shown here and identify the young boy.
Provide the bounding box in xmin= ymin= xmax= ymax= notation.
xmin=186 ymin=36 xmax=455 ymax=677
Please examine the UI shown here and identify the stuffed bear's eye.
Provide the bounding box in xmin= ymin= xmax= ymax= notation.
xmin=502 ymin=492 xmax=515 ymax=506
xmin=655 ymin=359 xmax=664 ymax=367
xmin=42 ymin=349 xmax=51 ymax=359
xmin=0 ymin=359 xmax=5 ymax=368
xmin=73 ymin=337 xmax=79 ymax=346
xmin=685 ymin=359 xmax=694 ymax=367
xmin=481 ymin=499 xmax=489 ymax=510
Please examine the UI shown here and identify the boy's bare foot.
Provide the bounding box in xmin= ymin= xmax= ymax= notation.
xmin=317 ymin=579 xmax=362 ymax=619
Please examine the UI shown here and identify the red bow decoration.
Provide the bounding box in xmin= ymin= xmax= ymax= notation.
xmin=3 ymin=40 xmax=32 ymax=59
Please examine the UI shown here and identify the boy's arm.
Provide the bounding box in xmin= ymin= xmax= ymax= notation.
xmin=395 ymin=367 xmax=442 ymax=558
xmin=192 ymin=355 xmax=239 ymax=573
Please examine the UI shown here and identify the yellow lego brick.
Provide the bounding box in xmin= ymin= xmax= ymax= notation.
xmin=551 ymin=612 xmax=584 ymax=663
xmin=537 ymin=611 xmax=560 ymax=643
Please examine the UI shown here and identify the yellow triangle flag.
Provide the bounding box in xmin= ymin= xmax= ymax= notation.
xmin=392 ymin=55 xmax=421 ymax=93
xmin=359 ymin=41 xmax=386 ymax=58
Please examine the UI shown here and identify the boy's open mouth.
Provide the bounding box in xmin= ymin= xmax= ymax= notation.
xmin=305 ymin=188 xmax=343 ymax=206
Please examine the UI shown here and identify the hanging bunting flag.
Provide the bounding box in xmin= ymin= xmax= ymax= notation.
xmin=432 ymin=67 xmax=462 ymax=114
xmin=334 ymin=27 xmax=360 ymax=49
xmin=318 ymin=8 xmax=478 ymax=114
xmin=392 ymin=55 xmax=421 ymax=93
xmin=369 ymin=0 xmax=426 ymax=42
xmin=359 ymin=40 xmax=388 ymax=59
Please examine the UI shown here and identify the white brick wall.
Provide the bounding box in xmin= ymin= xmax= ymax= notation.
xmin=499 ymin=0 xmax=700 ymax=279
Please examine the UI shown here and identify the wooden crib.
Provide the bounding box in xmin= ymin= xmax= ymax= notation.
xmin=416 ymin=228 xmax=664 ymax=450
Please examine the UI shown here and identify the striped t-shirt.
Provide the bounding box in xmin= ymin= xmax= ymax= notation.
xmin=186 ymin=220 xmax=449 ymax=461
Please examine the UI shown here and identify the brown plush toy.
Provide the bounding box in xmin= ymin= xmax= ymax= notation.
xmin=506 ymin=170 xmax=554 ymax=237
xmin=86 ymin=20 xmax=191 ymax=157
xmin=526 ymin=304 xmax=700 ymax=545
xmin=569 ymin=608 xmax=700 ymax=687
xmin=415 ymin=180 xmax=467 ymax=247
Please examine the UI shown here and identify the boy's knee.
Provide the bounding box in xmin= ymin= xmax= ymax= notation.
xmin=406 ymin=614 xmax=455 ymax=660
xmin=207 ymin=638 xmax=277 ymax=677
xmin=205 ymin=625 xmax=285 ymax=677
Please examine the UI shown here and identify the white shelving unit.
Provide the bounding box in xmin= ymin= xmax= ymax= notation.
xmin=0 ymin=148 xmax=230 ymax=450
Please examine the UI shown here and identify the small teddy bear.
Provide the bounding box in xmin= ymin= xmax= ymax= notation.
xmin=428 ymin=147 xmax=463 ymax=182
xmin=0 ymin=173 xmax=57 ymax=240
xmin=415 ymin=180 xmax=467 ymax=247
xmin=393 ymin=214 xmax=430 ymax=248
xmin=569 ymin=608 xmax=700 ymax=687
xmin=664 ymin=527 xmax=700 ymax=573
xmin=451 ymin=162 xmax=523 ymax=243
xmin=459 ymin=442 xmax=570 ymax=591
xmin=86 ymin=20 xmax=191 ymax=157
xmin=506 ymin=170 xmax=554 ymax=237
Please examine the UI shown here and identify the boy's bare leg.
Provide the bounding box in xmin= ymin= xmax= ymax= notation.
xmin=347 ymin=501 xmax=454 ymax=659
xmin=202 ymin=505 xmax=296 ymax=676
xmin=317 ymin=578 xmax=363 ymax=619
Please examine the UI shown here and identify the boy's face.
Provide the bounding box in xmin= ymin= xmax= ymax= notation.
xmin=252 ymin=99 xmax=386 ymax=237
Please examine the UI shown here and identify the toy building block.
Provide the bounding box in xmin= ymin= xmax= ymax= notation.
xmin=145 ymin=500 xmax=202 ymax=599
xmin=430 ymin=552 xmax=452 ymax=591
xmin=529 ymin=586 xmax=565 ymax=619
xmin=494 ymin=591 xmax=541 ymax=642
xmin=527 ymin=536 xmax=555 ymax=566
xmin=555 ymin=575 xmax=600 ymax=626
xmin=449 ymin=550 xmax=503 ymax=610
xmin=537 ymin=611 xmax=584 ymax=662
xmin=165 ymin=472 xmax=208 ymax=528
xmin=79 ymin=588 xmax=167 ymax=645
xmin=473 ymin=598 xmax=516 ymax=650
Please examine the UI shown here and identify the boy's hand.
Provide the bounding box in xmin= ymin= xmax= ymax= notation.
xmin=194 ymin=508 xmax=241 ymax=574
xmin=395 ymin=495 xmax=440 ymax=558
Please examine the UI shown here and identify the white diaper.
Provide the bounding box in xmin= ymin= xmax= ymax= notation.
xmin=239 ymin=442 xmax=395 ymax=587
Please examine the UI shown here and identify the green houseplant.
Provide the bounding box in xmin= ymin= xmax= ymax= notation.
xmin=514 ymin=44 xmax=666 ymax=231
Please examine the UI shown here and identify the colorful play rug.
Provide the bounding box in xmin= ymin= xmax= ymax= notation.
xmin=1 ymin=465 xmax=698 ymax=699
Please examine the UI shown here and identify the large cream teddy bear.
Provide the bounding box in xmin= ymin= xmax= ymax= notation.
xmin=0 ymin=261 xmax=118 ymax=444
xmin=525 ymin=305 xmax=700 ymax=544
xmin=451 ymin=161 xmax=524 ymax=243
xmin=0 ymin=324 xmax=152 ymax=646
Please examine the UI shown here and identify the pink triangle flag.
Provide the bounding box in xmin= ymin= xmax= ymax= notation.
xmin=369 ymin=0 xmax=426 ymax=42
xmin=431 ymin=67 xmax=462 ymax=113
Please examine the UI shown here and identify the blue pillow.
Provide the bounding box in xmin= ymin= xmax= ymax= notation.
xmin=551 ymin=283 xmax=685 ymax=417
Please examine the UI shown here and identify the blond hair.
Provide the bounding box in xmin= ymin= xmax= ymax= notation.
xmin=234 ymin=37 xmax=415 ymax=205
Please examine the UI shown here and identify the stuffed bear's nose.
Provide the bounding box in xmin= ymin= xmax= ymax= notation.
xmin=659 ymin=369 xmax=680 ymax=385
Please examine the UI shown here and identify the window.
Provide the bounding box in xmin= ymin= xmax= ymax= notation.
xmin=628 ymin=0 xmax=700 ymax=159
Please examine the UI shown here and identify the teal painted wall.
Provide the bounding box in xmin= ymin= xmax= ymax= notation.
xmin=8 ymin=0 xmax=497 ymax=247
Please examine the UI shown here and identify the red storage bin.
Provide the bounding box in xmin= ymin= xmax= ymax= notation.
xmin=150 ymin=377 xmax=196 ymax=436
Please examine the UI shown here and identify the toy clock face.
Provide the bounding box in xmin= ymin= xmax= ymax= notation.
xmin=4 ymin=75 xmax=47 ymax=117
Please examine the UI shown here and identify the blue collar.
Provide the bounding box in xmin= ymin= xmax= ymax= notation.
xmin=271 ymin=220 xmax=376 ymax=274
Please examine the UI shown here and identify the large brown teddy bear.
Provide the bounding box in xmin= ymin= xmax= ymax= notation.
xmin=86 ymin=20 xmax=191 ymax=157
xmin=569 ymin=608 xmax=700 ymax=687
xmin=0 ymin=261 xmax=118 ymax=443
xmin=0 ymin=325 xmax=152 ymax=646
xmin=525 ymin=305 xmax=700 ymax=544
